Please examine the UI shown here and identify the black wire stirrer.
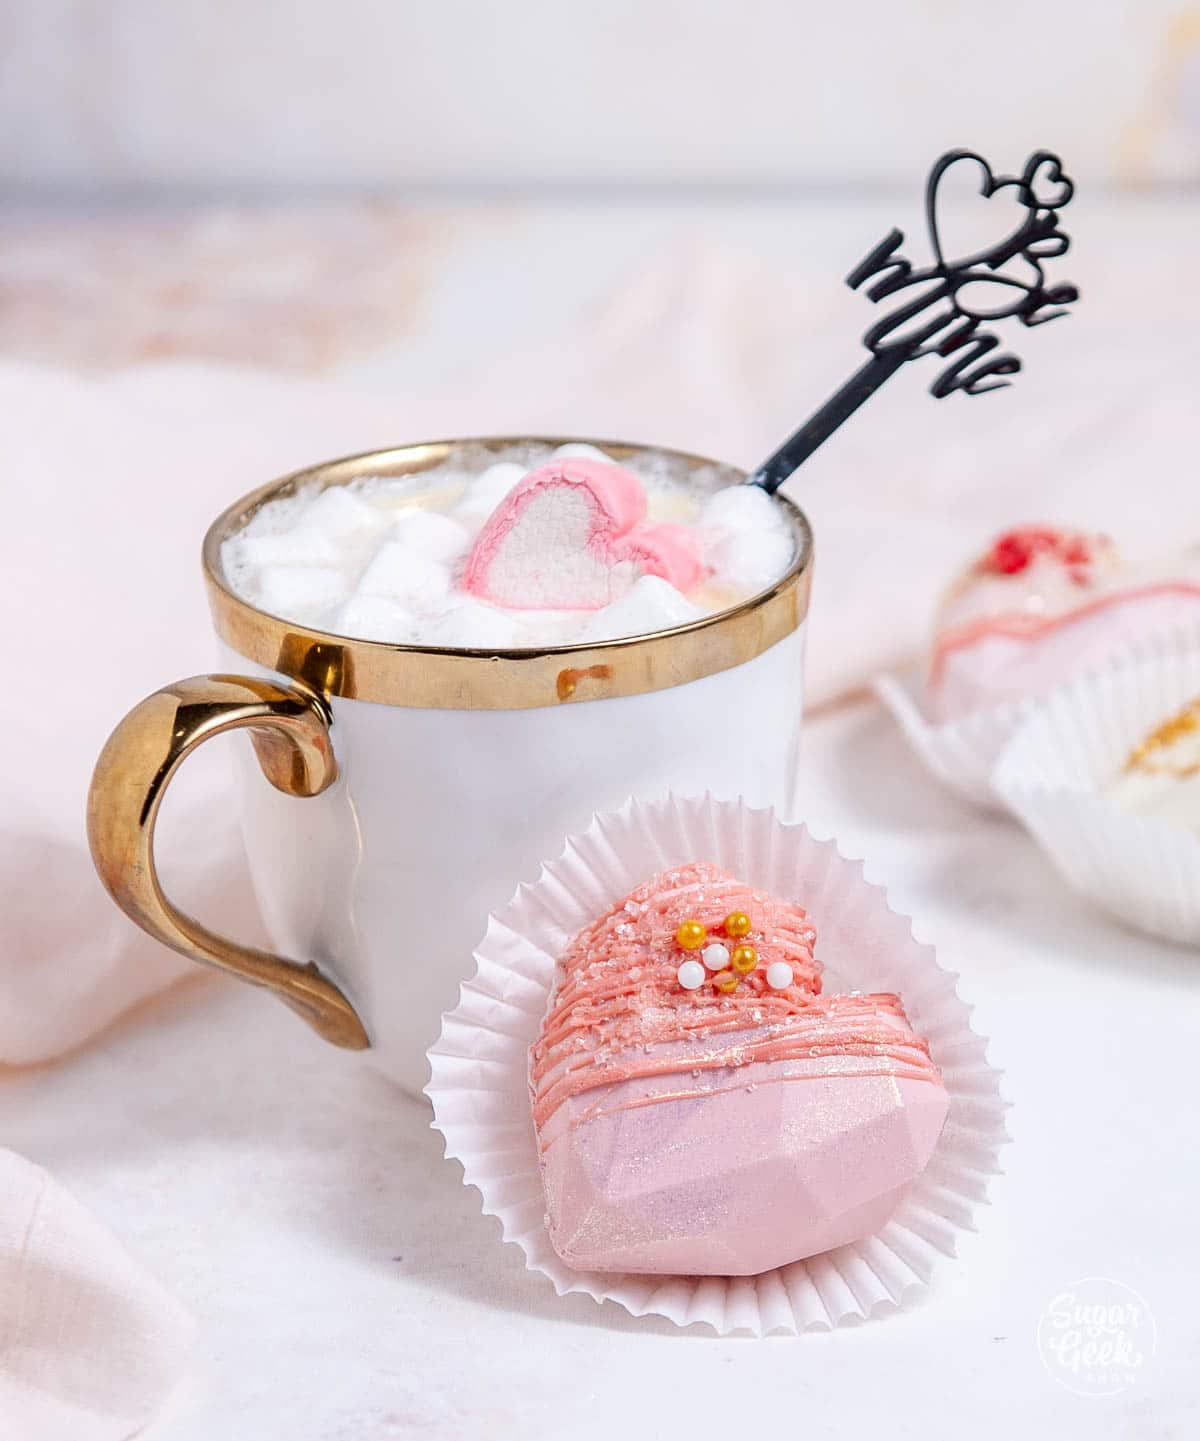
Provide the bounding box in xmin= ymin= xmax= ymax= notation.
xmin=745 ymin=147 xmax=1080 ymax=494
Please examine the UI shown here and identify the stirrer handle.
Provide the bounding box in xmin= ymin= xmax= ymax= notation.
xmin=745 ymin=351 xmax=907 ymax=494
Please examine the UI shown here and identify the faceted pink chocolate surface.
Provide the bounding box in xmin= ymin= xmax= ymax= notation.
xmin=530 ymin=864 xmax=949 ymax=1277
xmin=537 ymin=1037 xmax=948 ymax=1276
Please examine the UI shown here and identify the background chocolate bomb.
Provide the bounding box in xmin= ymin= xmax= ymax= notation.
xmin=928 ymin=526 xmax=1200 ymax=720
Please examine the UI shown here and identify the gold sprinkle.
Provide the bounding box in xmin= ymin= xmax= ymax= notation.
xmin=731 ymin=944 xmax=758 ymax=974
xmin=675 ymin=919 xmax=708 ymax=950
xmin=723 ymin=911 xmax=752 ymax=939
xmin=1124 ymin=698 xmax=1200 ymax=776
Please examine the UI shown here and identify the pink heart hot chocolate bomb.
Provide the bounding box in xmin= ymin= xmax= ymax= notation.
xmin=928 ymin=526 xmax=1200 ymax=721
xmin=530 ymin=863 xmax=949 ymax=1277
xmin=462 ymin=459 xmax=704 ymax=610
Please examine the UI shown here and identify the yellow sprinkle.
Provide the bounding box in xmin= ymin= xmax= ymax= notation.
xmin=675 ymin=919 xmax=708 ymax=950
xmin=724 ymin=911 xmax=752 ymax=938
xmin=713 ymin=970 xmax=739 ymax=993
xmin=731 ymin=944 xmax=758 ymax=974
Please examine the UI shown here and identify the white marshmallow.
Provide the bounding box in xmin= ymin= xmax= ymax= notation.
xmin=454 ymin=462 xmax=528 ymax=530
xmin=579 ymin=575 xmax=704 ymax=642
xmin=390 ymin=508 xmax=470 ymax=563
xmin=551 ymin=443 xmax=613 ymax=463
xmin=700 ymin=484 xmax=788 ymax=535
xmin=422 ymin=598 xmax=526 ymax=650
xmin=233 ymin=528 xmax=341 ymax=568
xmin=358 ymin=541 xmax=451 ymax=605
xmin=709 ymin=529 xmax=795 ymax=593
xmin=333 ymin=595 xmax=418 ymax=644
xmin=257 ymin=565 xmax=349 ymax=622
xmin=509 ymin=609 xmax=581 ymax=646
xmin=298 ymin=485 xmax=386 ymax=538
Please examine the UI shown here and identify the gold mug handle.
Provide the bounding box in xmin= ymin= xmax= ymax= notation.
xmin=87 ymin=674 xmax=369 ymax=1050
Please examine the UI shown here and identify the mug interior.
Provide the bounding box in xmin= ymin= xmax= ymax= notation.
xmin=202 ymin=436 xmax=814 ymax=709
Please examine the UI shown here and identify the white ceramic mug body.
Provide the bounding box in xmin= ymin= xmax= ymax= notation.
xmin=225 ymin=626 xmax=806 ymax=1094
xmin=85 ymin=438 xmax=812 ymax=1085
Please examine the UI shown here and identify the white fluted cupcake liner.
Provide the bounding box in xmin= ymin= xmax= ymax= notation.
xmin=426 ymin=793 xmax=1006 ymax=1335
xmin=994 ymin=627 xmax=1200 ymax=945
xmin=874 ymin=670 xmax=1037 ymax=809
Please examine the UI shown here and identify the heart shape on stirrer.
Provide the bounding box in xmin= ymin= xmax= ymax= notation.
xmin=926 ymin=151 xmax=1031 ymax=273
xmin=745 ymin=145 xmax=1080 ymax=495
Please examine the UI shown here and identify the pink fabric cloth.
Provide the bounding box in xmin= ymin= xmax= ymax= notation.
xmin=0 ymin=1151 xmax=195 ymax=1441
xmin=0 ymin=361 xmax=433 ymax=1439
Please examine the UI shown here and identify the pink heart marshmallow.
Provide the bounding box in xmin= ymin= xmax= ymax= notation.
xmin=462 ymin=459 xmax=704 ymax=610
xmin=618 ymin=522 xmax=706 ymax=594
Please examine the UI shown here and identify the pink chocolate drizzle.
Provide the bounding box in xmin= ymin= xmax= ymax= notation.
xmin=930 ymin=580 xmax=1200 ymax=686
xmin=530 ymin=862 xmax=941 ymax=1136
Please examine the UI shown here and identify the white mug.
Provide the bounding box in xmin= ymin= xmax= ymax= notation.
xmin=88 ymin=438 xmax=813 ymax=1094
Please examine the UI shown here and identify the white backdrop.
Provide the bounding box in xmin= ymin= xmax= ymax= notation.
xmin=3 ymin=0 xmax=1199 ymax=191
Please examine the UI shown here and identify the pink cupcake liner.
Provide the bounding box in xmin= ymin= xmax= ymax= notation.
xmin=426 ymin=794 xmax=1007 ymax=1335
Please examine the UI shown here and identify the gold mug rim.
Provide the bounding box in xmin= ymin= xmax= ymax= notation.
xmin=202 ymin=436 xmax=814 ymax=710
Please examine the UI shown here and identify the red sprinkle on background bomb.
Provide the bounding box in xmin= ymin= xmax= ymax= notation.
xmin=982 ymin=527 xmax=1098 ymax=584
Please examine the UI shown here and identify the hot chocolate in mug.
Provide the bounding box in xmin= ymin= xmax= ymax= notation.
xmin=87 ymin=438 xmax=813 ymax=1095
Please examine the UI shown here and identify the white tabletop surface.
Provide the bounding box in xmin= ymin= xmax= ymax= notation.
xmin=2 ymin=695 xmax=1192 ymax=1439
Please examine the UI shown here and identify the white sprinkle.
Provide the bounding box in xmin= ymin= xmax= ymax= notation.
xmin=702 ymin=942 xmax=730 ymax=972
xmin=676 ymin=960 xmax=706 ymax=991
xmin=765 ymin=961 xmax=794 ymax=990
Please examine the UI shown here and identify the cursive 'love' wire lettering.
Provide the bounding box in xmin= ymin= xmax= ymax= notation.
xmin=846 ymin=148 xmax=1079 ymax=397
xmin=746 ymin=145 xmax=1080 ymax=493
